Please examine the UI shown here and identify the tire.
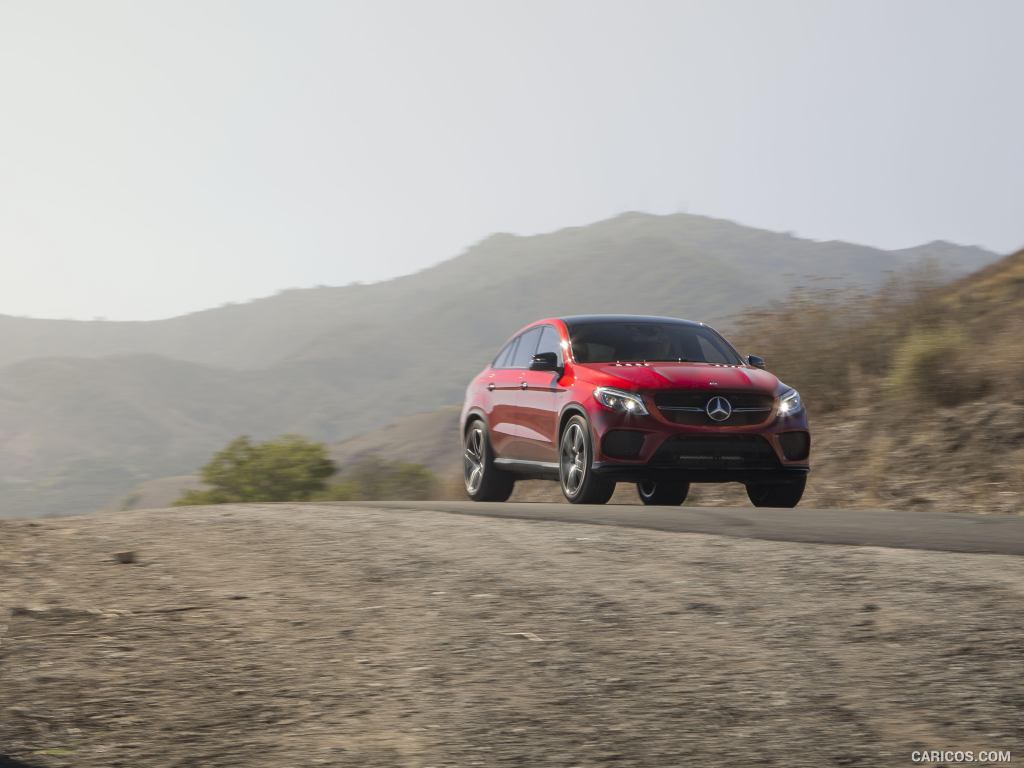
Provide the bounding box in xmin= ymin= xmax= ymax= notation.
xmin=746 ymin=476 xmax=806 ymax=508
xmin=463 ymin=420 xmax=515 ymax=502
xmin=559 ymin=415 xmax=615 ymax=504
xmin=636 ymin=480 xmax=690 ymax=506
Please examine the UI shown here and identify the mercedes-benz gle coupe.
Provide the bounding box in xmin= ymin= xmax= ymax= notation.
xmin=460 ymin=315 xmax=810 ymax=507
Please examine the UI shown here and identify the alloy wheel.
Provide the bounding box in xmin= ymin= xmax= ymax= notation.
xmin=560 ymin=423 xmax=587 ymax=497
xmin=464 ymin=426 xmax=485 ymax=494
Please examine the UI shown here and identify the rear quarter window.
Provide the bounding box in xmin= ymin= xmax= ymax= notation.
xmin=492 ymin=337 xmax=519 ymax=368
xmin=509 ymin=327 xmax=544 ymax=368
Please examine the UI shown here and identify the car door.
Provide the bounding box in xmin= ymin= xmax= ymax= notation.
xmin=515 ymin=324 xmax=566 ymax=463
xmin=496 ymin=326 xmax=544 ymax=460
xmin=483 ymin=332 xmax=529 ymax=457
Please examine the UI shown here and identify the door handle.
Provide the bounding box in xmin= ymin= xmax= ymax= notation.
xmin=520 ymin=381 xmax=528 ymax=389
xmin=487 ymin=383 xmax=496 ymax=391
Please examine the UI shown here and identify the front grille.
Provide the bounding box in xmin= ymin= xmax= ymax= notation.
xmin=653 ymin=390 xmax=774 ymax=426
xmin=651 ymin=435 xmax=779 ymax=470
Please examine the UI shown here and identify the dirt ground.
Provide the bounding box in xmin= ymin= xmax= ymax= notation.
xmin=1 ymin=505 xmax=1022 ymax=767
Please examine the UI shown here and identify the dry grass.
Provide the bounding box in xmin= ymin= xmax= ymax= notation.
xmin=728 ymin=253 xmax=1024 ymax=414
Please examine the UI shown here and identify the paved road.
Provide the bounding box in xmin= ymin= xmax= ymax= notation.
xmin=350 ymin=500 xmax=1024 ymax=555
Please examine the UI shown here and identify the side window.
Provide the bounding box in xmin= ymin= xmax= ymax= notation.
xmin=535 ymin=325 xmax=563 ymax=366
xmin=509 ymin=327 xmax=543 ymax=369
xmin=492 ymin=337 xmax=519 ymax=369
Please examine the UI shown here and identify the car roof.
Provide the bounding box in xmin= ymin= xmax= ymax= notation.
xmin=558 ymin=314 xmax=702 ymax=327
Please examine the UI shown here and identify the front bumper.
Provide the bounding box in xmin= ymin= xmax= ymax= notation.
xmin=587 ymin=400 xmax=810 ymax=484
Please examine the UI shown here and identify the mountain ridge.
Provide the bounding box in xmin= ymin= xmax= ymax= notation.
xmin=0 ymin=211 xmax=1001 ymax=517
xmin=0 ymin=212 xmax=997 ymax=370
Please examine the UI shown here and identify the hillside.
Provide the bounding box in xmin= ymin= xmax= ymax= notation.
xmin=0 ymin=356 xmax=277 ymax=517
xmin=204 ymin=247 xmax=1024 ymax=515
xmin=0 ymin=212 xmax=999 ymax=517
xmin=327 ymin=406 xmax=462 ymax=475
xmin=938 ymin=246 xmax=1024 ymax=326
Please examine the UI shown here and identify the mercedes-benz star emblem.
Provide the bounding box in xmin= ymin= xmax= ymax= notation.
xmin=705 ymin=396 xmax=733 ymax=422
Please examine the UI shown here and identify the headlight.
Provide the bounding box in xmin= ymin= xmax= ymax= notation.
xmin=594 ymin=387 xmax=649 ymax=415
xmin=778 ymin=387 xmax=803 ymax=415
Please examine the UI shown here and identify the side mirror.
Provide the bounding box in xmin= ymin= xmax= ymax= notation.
xmin=746 ymin=354 xmax=767 ymax=370
xmin=530 ymin=352 xmax=561 ymax=372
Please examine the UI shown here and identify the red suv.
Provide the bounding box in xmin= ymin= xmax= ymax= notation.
xmin=460 ymin=315 xmax=810 ymax=507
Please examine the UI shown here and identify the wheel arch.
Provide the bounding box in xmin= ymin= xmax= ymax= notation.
xmin=462 ymin=407 xmax=488 ymax=436
xmin=557 ymin=403 xmax=590 ymax=442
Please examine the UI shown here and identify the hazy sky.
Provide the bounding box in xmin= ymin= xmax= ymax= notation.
xmin=2 ymin=1 xmax=1021 ymax=320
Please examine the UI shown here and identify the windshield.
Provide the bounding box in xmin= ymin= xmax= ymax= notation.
xmin=566 ymin=320 xmax=743 ymax=365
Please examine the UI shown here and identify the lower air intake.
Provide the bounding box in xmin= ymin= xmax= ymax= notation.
xmin=778 ymin=431 xmax=811 ymax=461
xmin=602 ymin=430 xmax=646 ymax=459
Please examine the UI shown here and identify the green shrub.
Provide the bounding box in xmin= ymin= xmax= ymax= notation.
xmin=174 ymin=435 xmax=336 ymax=505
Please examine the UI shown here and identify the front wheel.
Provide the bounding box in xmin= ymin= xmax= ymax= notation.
xmin=559 ymin=415 xmax=615 ymax=504
xmin=637 ymin=480 xmax=690 ymax=506
xmin=746 ymin=476 xmax=806 ymax=508
xmin=463 ymin=421 xmax=515 ymax=502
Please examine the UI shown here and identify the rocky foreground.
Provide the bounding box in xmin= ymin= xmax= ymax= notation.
xmin=1 ymin=505 xmax=1022 ymax=767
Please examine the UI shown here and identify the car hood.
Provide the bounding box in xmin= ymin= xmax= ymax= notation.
xmin=575 ymin=362 xmax=781 ymax=393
